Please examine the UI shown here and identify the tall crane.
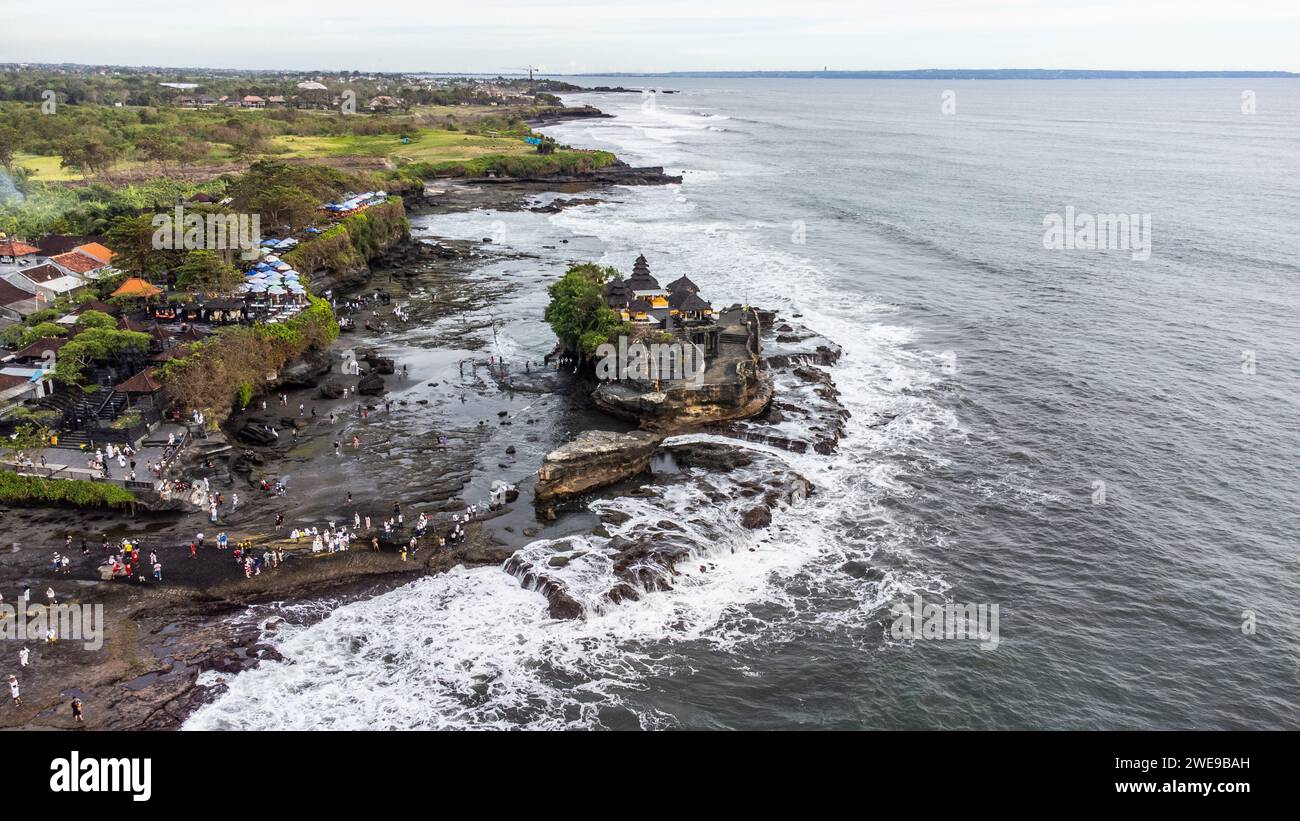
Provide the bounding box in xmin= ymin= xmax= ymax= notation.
xmin=505 ymin=65 xmax=541 ymax=95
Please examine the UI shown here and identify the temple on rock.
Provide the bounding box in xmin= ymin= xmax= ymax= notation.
xmin=602 ymin=254 xmax=720 ymax=356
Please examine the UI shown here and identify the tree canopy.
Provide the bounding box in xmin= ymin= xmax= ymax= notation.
xmin=53 ymin=327 xmax=151 ymax=386
xmin=544 ymin=262 xmax=626 ymax=354
xmin=174 ymin=249 xmax=243 ymax=294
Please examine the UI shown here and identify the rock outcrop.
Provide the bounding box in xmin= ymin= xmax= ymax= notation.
xmin=534 ymin=430 xmax=664 ymax=516
xmin=592 ymin=369 xmax=773 ymax=431
xmin=356 ymin=373 xmax=386 ymax=396
xmin=274 ymin=348 xmax=334 ymax=388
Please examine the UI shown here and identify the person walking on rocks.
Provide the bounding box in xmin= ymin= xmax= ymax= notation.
xmin=71 ymin=697 xmax=83 ymax=723
xmin=8 ymin=675 xmax=20 ymax=706
xmin=18 ymin=647 xmax=29 ymax=668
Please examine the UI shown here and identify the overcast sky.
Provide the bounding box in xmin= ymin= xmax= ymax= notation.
xmin=7 ymin=0 xmax=1300 ymax=74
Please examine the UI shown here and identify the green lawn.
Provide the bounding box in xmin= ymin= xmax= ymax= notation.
xmin=15 ymin=147 xmax=236 ymax=182
xmin=13 ymin=153 xmax=90 ymax=181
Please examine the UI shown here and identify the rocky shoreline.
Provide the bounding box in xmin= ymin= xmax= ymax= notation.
xmin=0 ymin=113 xmax=849 ymax=731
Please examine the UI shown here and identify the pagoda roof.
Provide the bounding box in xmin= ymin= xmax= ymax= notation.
xmin=678 ymin=292 xmax=713 ymax=312
xmin=111 ymin=278 xmax=163 ymax=299
xmin=666 ymin=275 xmax=699 ymax=295
xmin=115 ymin=368 xmax=164 ymax=394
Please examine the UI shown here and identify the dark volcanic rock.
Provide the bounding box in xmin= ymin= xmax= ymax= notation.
xmin=534 ymin=430 xmax=664 ymax=510
xmin=319 ymin=380 xmax=345 ymax=399
xmin=276 ymin=349 xmax=333 ymax=388
xmin=741 ymin=506 xmax=773 ymax=530
xmin=356 ymin=373 xmax=386 ymax=396
xmin=236 ymin=423 xmax=279 ymax=446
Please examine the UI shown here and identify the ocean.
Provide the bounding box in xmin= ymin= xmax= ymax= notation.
xmin=185 ymin=79 xmax=1300 ymax=730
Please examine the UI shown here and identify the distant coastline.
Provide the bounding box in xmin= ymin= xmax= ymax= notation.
xmin=571 ymin=69 xmax=1300 ymax=80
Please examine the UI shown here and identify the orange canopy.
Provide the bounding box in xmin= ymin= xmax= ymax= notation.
xmin=111 ymin=277 xmax=163 ymax=299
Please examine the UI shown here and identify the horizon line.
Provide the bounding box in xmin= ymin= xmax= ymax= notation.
xmin=2 ymin=63 xmax=1298 ymax=79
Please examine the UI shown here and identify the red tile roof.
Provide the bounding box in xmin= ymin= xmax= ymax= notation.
xmin=0 ymin=239 xmax=40 ymax=257
xmin=74 ymin=242 xmax=115 ymax=265
xmin=50 ymin=251 xmax=104 ymax=275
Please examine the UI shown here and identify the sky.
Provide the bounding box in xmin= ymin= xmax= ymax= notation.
xmin=5 ymin=0 xmax=1300 ymax=74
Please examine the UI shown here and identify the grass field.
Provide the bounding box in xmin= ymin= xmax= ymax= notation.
xmin=16 ymin=147 xmax=237 ymax=182
xmin=14 ymin=153 xmax=93 ymax=182
xmin=271 ymin=130 xmax=534 ymax=164
xmin=16 ymin=128 xmax=536 ymax=182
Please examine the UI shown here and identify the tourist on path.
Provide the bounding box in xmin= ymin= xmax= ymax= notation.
xmin=8 ymin=675 xmax=20 ymax=706
xmin=71 ymin=698 xmax=83 ymax=723
xmin=18 ymin=647 xmax=30 ymax=668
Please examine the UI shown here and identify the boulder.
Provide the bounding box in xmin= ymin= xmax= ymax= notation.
xmin=741 ymin=505 xmax=772 ymax=530
xmin=356 ymin=373 xmax=386 ymax=396
xmin=534 ymin=430 xmax=665 ymax=509
xmin=319 ymin=380 xmax=344 ymax=399
xmin=236 ymin=423 xmax=279 ymax=446
xmin=276 ymin=349 xmax=333 ymax=388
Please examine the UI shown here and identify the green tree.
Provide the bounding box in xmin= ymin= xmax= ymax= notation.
xmin=0 ymin=321 xmax=67 ymax=349
xmin=6 ymin=422 xmax=51 ymax=454
xmin=74 ymin=309 xmax=117 ymax=330
xmin=53 ymin=327 xmax=151 ymax=386
xmin=57 ymin=128 xmax=125 ymax=177
xmin=104 ymin=213 xmax=172 ymax=278
xmin=251 ymin=184 xmax=317 ymax=231
xmin=544 ymin=262 xmax=625 ymax=354
xmin=0 ymin=124 xmax=19 ymax=174
xmin=174 ymin=250 xmax=242 ymax=294
xmin=137 ymin=132 xmax=181 ymax=168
